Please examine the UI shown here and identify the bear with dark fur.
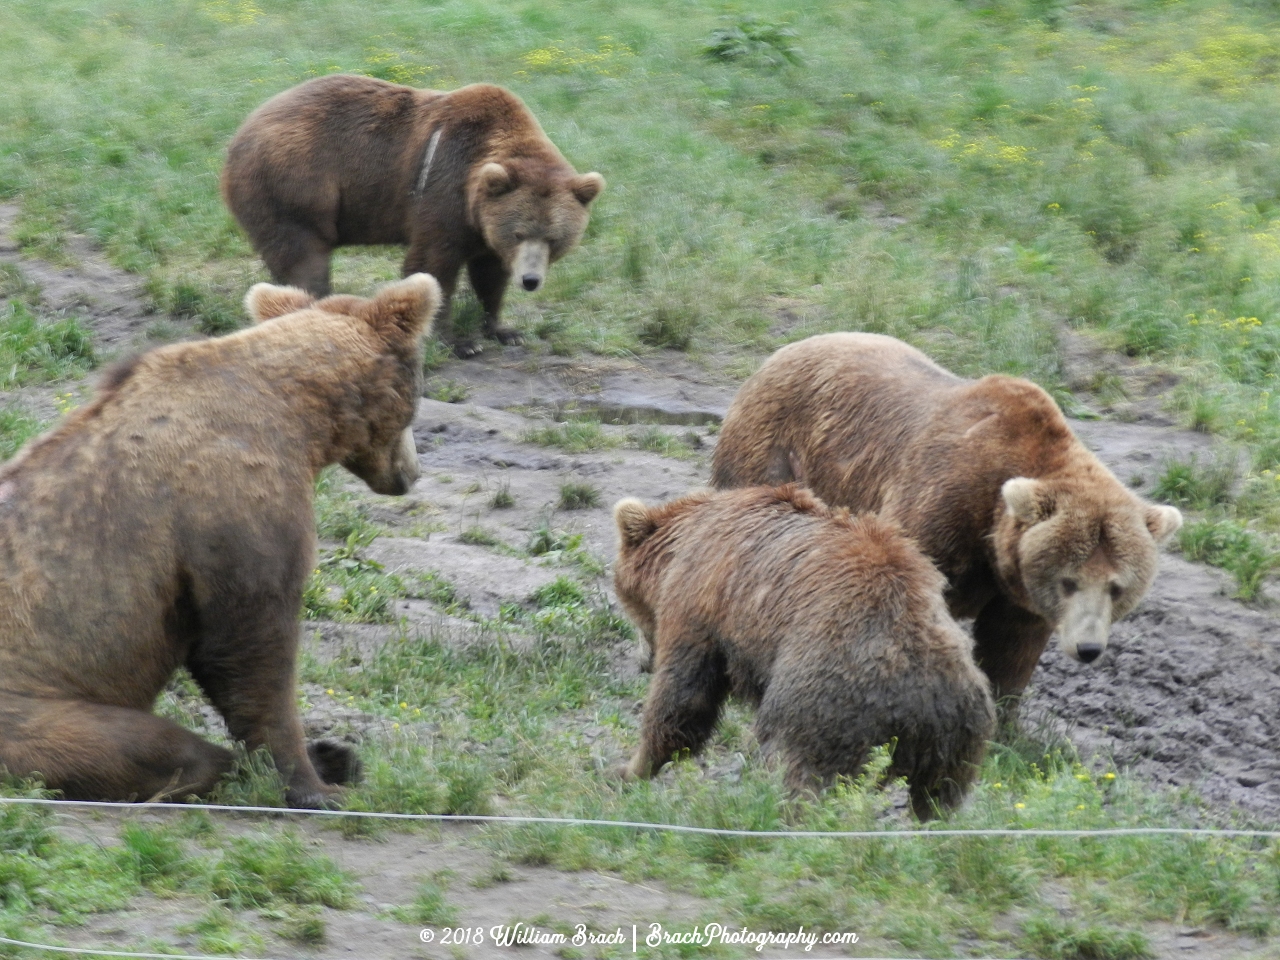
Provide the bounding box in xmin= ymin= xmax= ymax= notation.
xmin=711 ymin=333 xmax=1183 ymax=705
xmin=612 ymin=485 xmax=995 ymax=818
xmin=222 ymin=74 xmax=604 ymax=357
xmin=0 ymin=274 xmax=440 ymax=807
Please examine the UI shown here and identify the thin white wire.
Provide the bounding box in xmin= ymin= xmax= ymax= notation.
xmin=1 ymin=795 xmax=1278 ymax=838
xmin=0 ymin=797 xmax=1266 ymax=960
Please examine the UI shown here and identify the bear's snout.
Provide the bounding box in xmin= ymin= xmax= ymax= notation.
xmin=1075 ymin=643 xmax=1104 ymax=664
xmin=522 ymin=274 xmax=541 ymax=291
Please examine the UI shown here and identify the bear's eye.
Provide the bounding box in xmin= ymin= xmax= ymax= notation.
xmin=1109 ymin=582 xmax=1123 ymax=602
xmin=1060 ymin=578 xmax=1078 ymax=596
xmin=513 ymin=231 xmax=526 ymax=242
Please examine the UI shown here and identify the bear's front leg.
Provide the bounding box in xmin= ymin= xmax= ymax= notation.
xmin=467 ymin=254 xmax=524 ymax=346
xmin=972 ymin=594 xmax=1055 ymax=724
xmin=622 ymin=631 xmax=729 ymax=780
xmin=187 ymin=604 xmax=344 ymax=808
xmin=404 ymin=245 xmax=481 ymax=358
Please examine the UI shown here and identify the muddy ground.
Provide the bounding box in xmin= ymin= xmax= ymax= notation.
xmin=2 ymin=210 xmax=1279 ymax=959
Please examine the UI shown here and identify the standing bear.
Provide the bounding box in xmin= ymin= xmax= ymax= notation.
xmin=612 ymin=485 xmax=995 ymax=818
xmin=222 ymin=75 xmax=604 ymax=357
xmin=711 ymin=333 xmax=1183 ymax=706
xmin=0 ymin=274 xmax=440 ymax=807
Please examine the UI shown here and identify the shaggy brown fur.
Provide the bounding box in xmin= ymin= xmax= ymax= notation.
xmin=0 ymin=274 xmax=440 ymax=807
xmin=221 ymin=75 xmax=604 ymax=357
xmin=612 ymin=485 xmax=995 ymax=819
xmin=710 ymin=333 xmax=1183 ymax=705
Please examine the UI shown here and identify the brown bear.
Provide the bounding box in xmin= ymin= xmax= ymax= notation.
xmin=0 ymin=274 xmax=440 ymax=807
xmin=710 ymin=333 xmax=1183 ymax=705
xmin=221 ymin=74 xmax=605 ymax=357
xmin=612 ymin=485 xmax=995 ymax=818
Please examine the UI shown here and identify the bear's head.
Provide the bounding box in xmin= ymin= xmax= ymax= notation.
xmin=244 ymin=273 xmax=440 ymax=496
xmin=469 ymin=159 xmax=604 ymax=293
xmin=612 ymin=493 xmax=713 ymax=667
xmin=997 ymin=477 xmax=1183 ymax=663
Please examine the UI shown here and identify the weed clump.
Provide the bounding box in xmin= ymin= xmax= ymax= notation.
xmin=558 ymin=481 xmax=600 ymax=510
xmin=701 ymin=15 xmax=802 ymax=67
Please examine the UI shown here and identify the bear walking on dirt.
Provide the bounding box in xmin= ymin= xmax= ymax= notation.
xmin=222 ymin=75 xmax=604 ymax=358
xmin=710 ymin=333 xmax=1183 ymax=706
xmin=612 ymin=485 xmax=995 ymax=818
xmin=0 ymin=274 xmax=440 ymax=807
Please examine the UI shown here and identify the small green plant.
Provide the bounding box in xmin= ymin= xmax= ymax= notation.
xmin=119 ymin=822 xmax=197 ymax=892
xmin=272 ymin=907 xmax=327 ymax=945
xmin=1021 ymin=915 xmax=1153 ymax=959
xmin=525 ymin=521 xmax=606 ymax=575
xmin=701 ymin=14 xmax=802 ymax=67
xmin=303 ymin=529 xmax=404 ymax=623
xmin=490 ymin=481 xmax=516 ymax=509
xmin=166 ymin=280 xmax=238 ymax=336
xmin=421 ymin=338 xmax=453 ymax=373
xmin=523 ymin=419 xmax=614 ymax=453
xmin=425 ymin=377 xmax=469 ymax=403
xmin=183 ymin=905 xmax=263 ymax=956
xmin=0 ymin=406 xmax=40 ymax=460
xmin=638 ymin=303 xmax=699 ymax=350
xmin=208 ymin=829 xmax=356 ymax=909
xmin=1151 ymin=457 xmax=1236 ymax=510
xmin=314 ymin=468 xmax=380 ymax=541
xmin=207 ymin=747 xmax=289 ymax=808
xmin=392 ymin=871 xmax=459 ymax=926
xmin=459 ymin=525 xmax=501 ymax=547
xmin=1178 ymin=518 xmax=1279 ymax=600
xmin=627 ymin=425 xmax=699 ymax=459
xmin=403 ymin=569 xmax=469 ymax=614
xmin=0 ymin=301 xmax=95 ymax=386
xmin=558 ymin=481 xmax=600 ymax=510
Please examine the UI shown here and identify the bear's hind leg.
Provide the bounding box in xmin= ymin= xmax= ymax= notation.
xmin=258 ymin=222 xmax=333 ymax=297
xmin=624 ymin=631 xmax=728 ymax=780
xmin=0 ymin=694 xmax=233 ymax=801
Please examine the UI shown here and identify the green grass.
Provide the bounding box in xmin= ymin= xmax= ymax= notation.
xmin=390 ymin=871 xmax=460 ymax=926
xmin=558 ymin=480 xmax=600 ymax=510
xmin=8 ymin=0 xmax=1280 ymax=526
xmin=0 ymin=780 xmax=357 ymax=953
xmin=1150 ymin=456 xmax=1280 ymax=598
xmin=0 ymin=406 xmax=41 ymax=460
xmin=523 ymin=419 xmax=615 ymax=453
xmin=6 ymin=0 xmax=1280 ymax=953
xmin=424 ymin=377 xmax=470 ymax=403
xmin=0 ymin=301 xmax=95 ymax=387
xmin=490 ymin=480 xmax=516 ymax=509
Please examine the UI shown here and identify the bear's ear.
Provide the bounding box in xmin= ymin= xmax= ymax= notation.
xmin=478 ymin=162 xmax=514 ymax=198
xmin=1001 ymin=477 xmax=1051 ymax=525
xmin=361 ymin=274 xmax=441 ymax=340
xmin=1145 ymin=504 xmax=1183 ymax=544
xmin=614 ymin=498 xmax=658 ymax=549
xmin=244 ymin=283 xmax=315 ymax=323
xmin=571 ymin=172 xmax=605 ymax=206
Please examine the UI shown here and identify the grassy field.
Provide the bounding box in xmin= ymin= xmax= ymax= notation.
xmin=4 ymin=0 xmax=1280 ymax=957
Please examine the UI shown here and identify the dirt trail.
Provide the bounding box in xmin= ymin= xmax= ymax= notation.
xmin=2 ymin=220 xmax=1279 ymax=958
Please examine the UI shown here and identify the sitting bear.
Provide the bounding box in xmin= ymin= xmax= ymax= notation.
xmin=710 ymin=333 xmax=1183 ymax=705
xmin=0 ymin=274 xmax=440 ymax=807
xmin=221 ymin=75 xmax=604 ymax=357
xmin=612 ymin=485 xmax=995 ymax=818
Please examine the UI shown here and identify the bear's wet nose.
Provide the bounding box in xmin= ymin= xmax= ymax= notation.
xmin=522 ymin=274 xmax=541 ymax=291
xmin=1076 ymin=643 xmax=1104 ymax=664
